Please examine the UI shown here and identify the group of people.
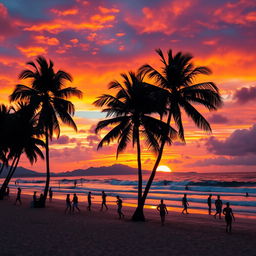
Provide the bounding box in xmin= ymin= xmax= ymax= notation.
xmin=64 ymin=191 xmax=125 ymax=219
xmin=179 ymin=193 xmax=235 ymax=232
xmin=11 ymin=187 xmax=235 ymax=231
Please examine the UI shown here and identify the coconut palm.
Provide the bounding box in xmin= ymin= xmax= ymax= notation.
xmin=0 ymin=103 xmax=45 ymax=199
xmin=0 ymin=104 xmax=11 ymax=176
xmin=10 ymin=56 xmax=82 ymax=204
xmin=131 ymin=49 xmax=223 ymax=220
xmin=94 ymin=71 xmax=176 ymax=220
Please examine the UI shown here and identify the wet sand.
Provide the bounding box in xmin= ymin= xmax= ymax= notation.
xmin=0 ymin=195 xmax=255 ymax=256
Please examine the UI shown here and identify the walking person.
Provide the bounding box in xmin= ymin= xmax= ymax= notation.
xmin=87 ymin=192 xmax=93 ymax=211
xmin=182 ymin=194 xmax=189 ymax=214
xmin=72 ymin=193 xmax=80 ymax=213
xmin=214 ymin=195 xmax=223 ymax=219
xmin=65 ymin=194 xmax=72 ymax=214
xmin=100 ymin=191 xmax=108 ymax=211
xmin=49 ymin=187 xmax=53 ymax=202
xmin=207 ymin=194 xmax=212 ymax=215
xmin=14 ymin=187 xmax=22 ymax=205
xmin=116 ymin=196 xmax=124 ymax=219
xmin=157 ymin=199 xmax=168 ymax=226
xmin=223 ymin=202 xmax=235 ymax=233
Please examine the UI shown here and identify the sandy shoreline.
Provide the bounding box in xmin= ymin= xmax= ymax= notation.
xmin=0 ymin=195 xmax=256 ymax=256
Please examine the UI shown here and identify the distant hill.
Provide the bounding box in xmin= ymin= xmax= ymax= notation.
xmin=0 ymin=164 xmax=143 ymax=178
xmin=58 ymin=164 xmax=143 ymax=176
xmin=0 ymin=165 xmax=43 ymax=178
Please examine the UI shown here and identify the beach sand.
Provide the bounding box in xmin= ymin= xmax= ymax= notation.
xmin=0 ymin=195 xmax=255 ymax=256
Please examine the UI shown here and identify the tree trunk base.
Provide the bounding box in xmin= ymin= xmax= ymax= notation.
xmin=132 ymin=206 xmax=145 ymax=221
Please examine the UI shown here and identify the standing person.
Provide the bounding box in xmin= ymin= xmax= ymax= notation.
xmin=223 ymin=202 xmax=235 ymax=233
xmin=49 ymin=187 xmax=53 ymax=202
xmin=72 ymin=193 xmax=80 ymax=213
xmin=182 ymin=194 xmax=189 ymax=214
xmin=74 ymin=180 xmax=77 ymax=188
xmin=157 ymin=199 xmax=168 ymax=226
xmin=116 ymin=196 xmax=124 ymax=219
xmin=32 ymin=191 xmax=37 ymax=207
xmin=207 ymin=194 xmax=212 ymax=215
xmin=214 ymin=195 xmax=223 ymax=219
xmin=87 ymin=192 xmax=93 ymax=211
xmin=100 ymin=191 xmax=108 ymax=211
xmin=14 ymin=187 xmax=22 ymax=205
xmin=65 ymin=194 xmax=71 ymax=214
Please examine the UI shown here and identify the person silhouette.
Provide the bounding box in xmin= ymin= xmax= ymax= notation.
xmin=87 ymin=192 xmax=94 ymax=211
xmin=245 ymin=192 xmax=249 ymax=197
xmin=223 ymin=202 xmax=235 ymax=233
xmin=100 ymin=191 xmax=108 ymax=211
xmin=39 ymin=193 xmax=44 ymax=207
xmin=32 ymin=191 xmax=37 ymax=207
xmin=214 ymin=195 xmax=223 ymax=219
xmin=74 ymin=180 xmax=77 ymax=188
xmin=14 ymin=187 xmax=22 ymax=205
xmin=65 ymin=194 xmax=71 ymax=214
xmin=182 ymin=194 xmax=189 ymax=214
xmin=5 ymin=186 xmax=10 ymax=199
xmin=49 ymin=187 xmax=53 ymax=202
xmin=207 ymin=194 xmax=212 ymax=215
xmin=157 ymin=199 xmax=168 ymax=226
xmin=116 ymin=196 xmax=124 ymax=219
xmin=72 ymin=193 xmax=80 ymax=213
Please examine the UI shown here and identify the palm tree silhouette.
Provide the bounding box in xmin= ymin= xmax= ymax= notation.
xmin=132 ymin=49 xmax=223 ymax=220
xmin=94 ymin=71 xmax=176 ymax=220
xmin=0 ymin=103 xmax=45 ymax=199
xmin=10 ymin=56 xmax=82 ymax=204
xmin=0 ymin=104 xmax=11 ymax=175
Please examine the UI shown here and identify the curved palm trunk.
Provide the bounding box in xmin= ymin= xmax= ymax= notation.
xmin=43 ymin=130 xmax=50 ymax=207
xmin=0 ymin=155 xmax=20 ymax=199
xmin=132 ymin=113 xmax=172 ymax=221
xmin=132 ymin=126 xmax=145 ymax=221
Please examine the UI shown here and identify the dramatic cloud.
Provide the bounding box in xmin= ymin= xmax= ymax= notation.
xmin=1 ymin=0 xmax=256 ymax=172
xmin=206 ymin=125 xmax=256 ymax=156
xmin=234 ymin=86 xmax=256 ymax=103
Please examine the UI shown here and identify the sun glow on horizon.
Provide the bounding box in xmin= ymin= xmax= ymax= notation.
xmin=156 ymin=165 xmax=172 ymax=173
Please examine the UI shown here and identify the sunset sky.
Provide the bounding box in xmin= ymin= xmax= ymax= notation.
xmin=0 ymin=0 xmax=255 ymax=173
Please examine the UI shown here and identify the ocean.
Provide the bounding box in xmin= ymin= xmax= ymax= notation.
xmin=3 ymin=171 xmax=256 ymax=218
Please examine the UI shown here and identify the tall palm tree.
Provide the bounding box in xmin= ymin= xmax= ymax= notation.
xmin=0 ymin=103 xmax=45 ymax=199
xmin=10 ymin=56 xmax=82 ymax=204
xmin=94 ymin=71 xmax=176 ymax=220
xmin=131 ymin=49 xmax=223 ymax=221
xmin=0 ymin=104 xmax=10 ymax=175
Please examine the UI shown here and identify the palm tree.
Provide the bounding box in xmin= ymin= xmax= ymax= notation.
xmin=0 ymin=104 xmax=10 ymax=175
xmin=10 ymin=56 xmax=82 ymax=204
xmin=131 ymin=49 xmax=223 ymax=220
xmin=94 ymin=71 xmax=176 ymax=220
xmin=0 ymin=103 xmax=45 ymax=199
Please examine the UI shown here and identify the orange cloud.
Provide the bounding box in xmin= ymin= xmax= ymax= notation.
xmin=98 ymin=6 xmax=120 ymax=14
xmin=17 ymin=46 xmax=47 ymax=57
xmin=34 ymin=35 xmax=60 ymax=45
xmin=116 ymin=32 xmax=125 ymax=37
xmin=70 ymin=38 xmax=79 ymax=44
xmin=51 ymin=8 xmax=79 ymax=16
